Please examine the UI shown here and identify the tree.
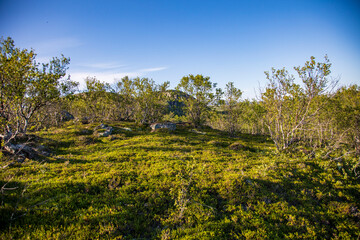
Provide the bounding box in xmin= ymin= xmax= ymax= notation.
xmin=84 ymin=76 xmax=112 ymax=121
xmin=223 ymin=82 xmax=242 ymax=135
xmin=116 ymin=76 xmax=169 ymax=124
xmin=261 ymin=56 xmax=333 ymax=152
xmin=328 ymin=85 xmax=360 ymax=155
xmin=132 ymin=77 xmax=169 ymax=124
xmin=69 ymin=76 xmax=127 ymax=122
xmin=31 ymin=78 xmax=79 ymax=129
xmin=238 ymin=100 xmax=266 ymax=135
xmin=0 ymin=37 xmax=71 ymax=145
xmin=116 ymin=76 xmax=136 ymax=120
xmin=176 ymin=74 xmax=218 ymax=127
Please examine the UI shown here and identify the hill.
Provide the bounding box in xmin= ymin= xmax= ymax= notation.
xmin=1 ymin=121 xmax=359 ymax=239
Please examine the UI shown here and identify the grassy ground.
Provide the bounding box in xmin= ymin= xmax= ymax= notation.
xmin=1 ymin=121 xmax=359 ymax=239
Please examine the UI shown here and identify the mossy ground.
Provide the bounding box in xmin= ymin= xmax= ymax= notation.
xmin=1 ymin=121 xmax=359 ymax=239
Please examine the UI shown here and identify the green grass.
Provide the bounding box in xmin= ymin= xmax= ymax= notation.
xmin=1 ymin=121 xmax=359 ymax=239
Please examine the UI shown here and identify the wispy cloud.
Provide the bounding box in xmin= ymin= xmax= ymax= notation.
xmin=70 ymin=71 xmax=140 ymax=89
xmin=77 ymin=62 xmax=127 ymax=70
xmin=140 ymin=67 xmax=168 ymax=72
xmin=33 ymin=37 xmax=82 ymax=54
xmin=69 ymin=62 xmax=168 ymax=90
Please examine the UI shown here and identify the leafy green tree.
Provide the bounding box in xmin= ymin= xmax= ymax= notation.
xmin=176 ymin=74 xmax=218 ymax=127
xmin=223 ymin=82 xmax=242 ymax=135
xmin=84 ymin=76 xmax=112 ymax=120
xmin=132 ymin=77 xmax=169 ymax=124
xmin=261 ymin=56 xmax=333 ymax=152
xmin=329 ymin=85 xmax=360 ymax=154
xmin=0 ymin=37 xmax=71 ymax=144
xmin=69 ymin=76 xmax=122 ymax=122
xmin=31 ymin=79 xmax=79 ymax=130
xmin=116 ymin=76 xmax=136 ymax=120
xmin=233 ymin=99 xmax=266 ymax=135
xmin=116 ymin=76 xmax=170 ymax=124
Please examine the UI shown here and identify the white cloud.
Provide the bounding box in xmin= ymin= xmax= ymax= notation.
xmin=69 ymin=63 xmax=168 ymax=90
xmin=70 ymin=71 xmax=140 ymax=89
xmin=32 ymin=37 xmax=82 ymax=54
xmin=140 ymin=67 xmax=168 ymax=72
xmin=77 ymin=62 xmax=127 ymax=70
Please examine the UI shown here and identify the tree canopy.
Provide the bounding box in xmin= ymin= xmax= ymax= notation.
xmin=0 ymin=37 xmax=72 ymax=144
xmin=176 ymin=74 xmax=218 ymax=127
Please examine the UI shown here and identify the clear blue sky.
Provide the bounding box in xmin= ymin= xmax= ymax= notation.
xmin=1 ymin=0 xmax=359 ymax=98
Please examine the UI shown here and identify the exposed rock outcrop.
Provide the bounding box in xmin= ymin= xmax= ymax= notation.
xmin=150 ymin=122 xmax=176 ymax=132
xmin=94 ymin=123 xmax=113 ymax=137
xmin=4 ymin=142 xmax=51 ymax=160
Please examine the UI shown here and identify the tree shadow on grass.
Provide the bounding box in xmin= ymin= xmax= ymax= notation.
xmin=1 ymin=179 xmax=174 ymax=239
xmin=0 ymin=180 xmax=27 ymax=231
xmin=244 ymin=161 xmax=360 ymax=238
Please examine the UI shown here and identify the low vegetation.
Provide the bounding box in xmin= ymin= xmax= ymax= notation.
xmin=0 ymin=121 xmax=359 ymax=239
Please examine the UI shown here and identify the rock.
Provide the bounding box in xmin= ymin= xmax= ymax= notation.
xmin=95 ymin=123 xmax=113 ymax=137
xmin=33 ymin=145 xmax=52 ymax=157
xmin=60 ymin=111 xmax=74 ymax=122
xmin=16 ymin=156 xmax=25 ymax=163
xmin=150 ymin=122 xmax=176 ymax=132
xmin=5 ymin=143 xmax=38 ymax=159
xmin=94 ymin=123 xmax=107 ymax=130
xmin=98 ymin=127 xmax=113 ymax=137
xmin=35 ymin=144 xmax=46 ymax=151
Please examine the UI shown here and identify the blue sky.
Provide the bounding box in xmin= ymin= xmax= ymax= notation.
xmin=1 ymin=0 xmax=359 ymax=98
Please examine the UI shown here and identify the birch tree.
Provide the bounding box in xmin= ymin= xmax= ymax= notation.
xmin=0 ymin=37 xmax=71 ymax=145
xmin=176 ymin=74 xmax=217 ymax=127
xmin=261 ymin=56 xmax=333 ymax=151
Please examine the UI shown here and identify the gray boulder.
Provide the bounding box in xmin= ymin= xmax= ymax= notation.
xmin=150 ymin=122 xmax=176 ymax=132
xmin=4 ymin=143 xmax=51 ymax=159
xmin=95 ymin=123 xmax=113 ymax=137
xmin=98 ymin=127 xmax=113 ymax=137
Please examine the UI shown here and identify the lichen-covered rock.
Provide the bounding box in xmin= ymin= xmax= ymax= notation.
xmin=150 ymin=122 xmax=176 ymax=132
xmin=98 ymin=127 xmax=113 ymax=137
xmin=94 ymin=123 xmax=107 ymax=130
xmin=4 ymin=143 xmax=51 ymax=159
xmin=94 ymin=123 xmax=113 ymax=137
